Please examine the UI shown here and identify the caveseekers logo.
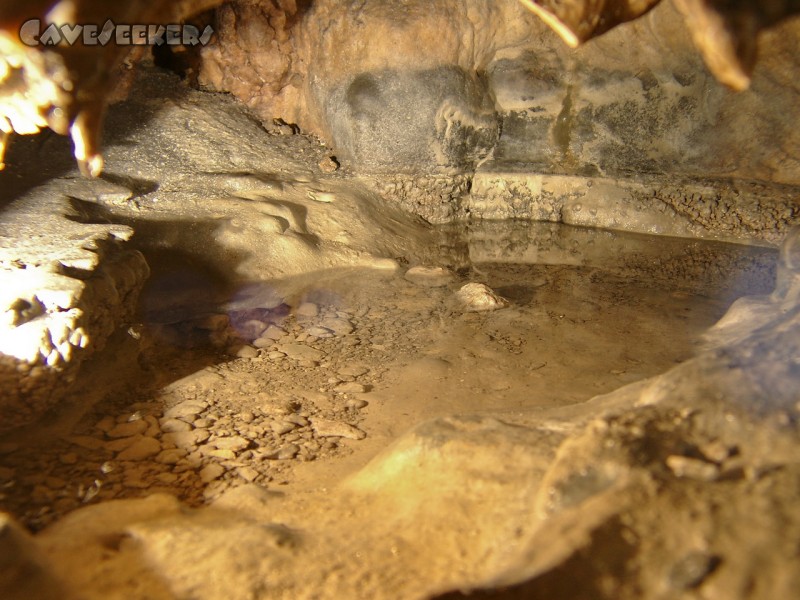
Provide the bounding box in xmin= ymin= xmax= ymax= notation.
xmin=20 ymin=19 xmax=214 ymax=47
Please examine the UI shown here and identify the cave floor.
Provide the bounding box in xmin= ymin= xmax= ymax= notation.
xmin=0 ymin=68 xmax=796 ymax=599
xmin=0 ymin=221 xmax=775 ymax=531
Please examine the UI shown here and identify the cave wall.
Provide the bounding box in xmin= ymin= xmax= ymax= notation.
xmin=197 ymin=0 xmax=800 ymax=188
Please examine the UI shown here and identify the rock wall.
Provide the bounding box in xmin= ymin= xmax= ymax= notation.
xmin=195 ymin=0 xmax=800 ymax=232
xmin=0 ymin=190 xmax=148 ymax=431
xmin=196 ymin=0 xmax=800 ymax=181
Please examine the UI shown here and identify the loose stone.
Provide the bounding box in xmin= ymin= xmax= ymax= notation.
xmin=117 ymin=437 xmax=161 ymax=461
xmin=296 ymin=302 xmax=319 ymax=317
xmin=105 ymin=436 xmax=141 ymax=453
xmin=335 ymin=382 xmax=367 ymax=394
xmin=263 ymin=325 xmax=287 ymax=340
xmin=284 ymin=414 xmax=309 ymax=427
xmin=237 ymin=466 xmax=260 ymax=482
xmin=279 ymin=343 xmax=325 ymax=363
xmin=199 ymin=463 xmax=226 ymax=483
xmin=155 ymin=472 xmax=179 ymax=485
xmin=211 ymin=436 xmax=250 ymax=452
xmin=455 ymin=283 xmax=510 ymax=312
xmin=666 ymin=455 xmax=720 ymax=481
xmin=156 ymin=448 xmax=188 ymax=465
xmin=311 ymin=419 xmax=366 ymax=440
xmin=202 ymin=448 xmax=237 ymax=460
xmin=235 ymin=345 xmax=259 ymax=359
xmin=160 ymin=418 xmax=193 ymax=433
xmin=106 ymin=420 xmax=148 ymax=438
xmin=164 ymin=401 xmax=207 ymax=420
xmin=337 ymin=365 xmax=369 ymax=377
xmin=271 ymin=421 xmax=297 ymax=435
xmin=162 ymin=430 xmax=209 ymax=448
xmin=345 ymin=399 xmax=369 ymax=410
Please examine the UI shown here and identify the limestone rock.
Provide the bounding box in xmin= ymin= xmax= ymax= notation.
xmin=454 ymin=283 xmax=510 ymax=312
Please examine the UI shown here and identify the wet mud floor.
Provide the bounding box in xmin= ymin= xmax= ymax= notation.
xmin=0 ymin=220 xmax=777 ymax=531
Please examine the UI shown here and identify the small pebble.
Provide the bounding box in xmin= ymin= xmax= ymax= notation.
xmin=235 ymin=345 xmax=259 ymax=359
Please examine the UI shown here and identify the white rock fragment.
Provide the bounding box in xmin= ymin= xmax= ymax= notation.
xmin=454 ymin=283 xmax=510 ymax=312
xmin=404 ymin=265 xmax=454 ymax=287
